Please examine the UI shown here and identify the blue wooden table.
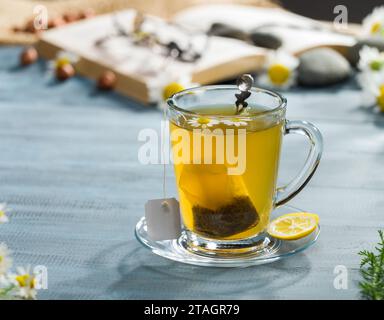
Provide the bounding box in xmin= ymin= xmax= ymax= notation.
xmin=0 ymin=46 xmax=382 ymax=299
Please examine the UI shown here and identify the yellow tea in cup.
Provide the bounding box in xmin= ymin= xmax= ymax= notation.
xmin=170 ymin=105 xmax=283 ymax=240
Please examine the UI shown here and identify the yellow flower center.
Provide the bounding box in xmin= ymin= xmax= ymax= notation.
xmin=162 ymin=82 xmax=185 ymax=101
xmin=377 ymin=85 xmax=384 ymax=112
xmin=197 ymin=117 xmax=211 ymax=125
xmin=135 ymin=31 xmax=150 ymax=39
xmin=16 ymin=274 xmax=35 ymax=289
xmin=0 ymin=211 xmax=4 ymax=217
xmin=370 ymin=60 xmax=383 ymax=71
xmin=268 ymin=64 xmax=291 ymax=85
xmin=55 ymin=57 xmax=71 ymax=69
xmin=0 ymin=256 xmax=3 ymax=263
xmin=371 ymin=22 xmax=381 ymax=34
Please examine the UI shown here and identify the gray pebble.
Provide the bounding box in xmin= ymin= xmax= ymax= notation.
xmin=208 ymin=23 xmax=282 ymax=49
xmin=249 ymin=30 xmax=282 ymax=49
xmin=347 ymin=37 xmax=384 ymax=66
xmin=208 ymin=23 xmax=248 ymax=42
xmin=298 ymin=48 xmax=352 ymax=86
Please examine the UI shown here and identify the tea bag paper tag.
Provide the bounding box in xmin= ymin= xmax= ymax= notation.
xmin=145 ymin=198 xmax=181 ymax=241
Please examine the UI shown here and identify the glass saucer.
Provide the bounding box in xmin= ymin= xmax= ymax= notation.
xmin=135 ymin=205 xmax=320 ymax=267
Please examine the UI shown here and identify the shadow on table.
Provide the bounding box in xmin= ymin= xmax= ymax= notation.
xmin=372 ymin=111 xmax=384 ymax=129
xmin=356 ymin=104 xmax=384 ymax=129
xmin=44 ymin=77 xmax=155 ymax=114
xmin=103 ymin=243 xmax=312 ymax=299
xmin=288 ymin=73 xmax=360 ymax=94
xmin=7 ymin=58 xmax=155 ymax=114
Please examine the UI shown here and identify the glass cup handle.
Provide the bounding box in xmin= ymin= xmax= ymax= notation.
xmin=275 ymin=120 xmax=323 ymax=207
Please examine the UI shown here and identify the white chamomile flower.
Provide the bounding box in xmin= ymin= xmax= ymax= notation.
xmin=358 ymin=46 xmax=384 ymax=72
xmin=221 ymin=118 xmax=250 ymax=127
xmin=0 ymin=203 xmax=9 ymax=224
xmin=362 ymin=6 xmax=384 ymax=37
xmin=357 ymin=71 xmax=384 ymax=111
xmin=48 ymin=50 xmax=79 ymax=70
xmin=0 ymin=273 xmax=15 ymax=299
xmin=148 ymin=73 xmax=198 ymax=110
xmin=258 ymin=50 xmax=299 ymax=89
xmin=0 ymin=243 xmax=12 ymax=276
xmin=9 ymin=266 xmax=37 ymax=300
xmin=0 ymin=273 xmax=12 ymax=288
xmin=187 ymin=117 xmax=219 ymax=128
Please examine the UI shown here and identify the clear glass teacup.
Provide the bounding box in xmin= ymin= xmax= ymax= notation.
xmin=167 ymin=85 xmax=323 ymax=257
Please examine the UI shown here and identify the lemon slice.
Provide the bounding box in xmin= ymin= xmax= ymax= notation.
xmin=281 ymin=212 xmax=319 ymax=224
xmin=268 ymin=212 xmax=319 ymax=240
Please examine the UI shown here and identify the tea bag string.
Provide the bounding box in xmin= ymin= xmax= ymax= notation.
xmin=162 ymin=98 xmax=167 ymax=200
xmin=161 ymin=54 xmax=178 ymax=202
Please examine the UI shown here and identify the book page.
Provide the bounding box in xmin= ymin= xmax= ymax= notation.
xmin=173 ymin=4 xmax=356 ymax=53
xmin=40 ymin=9 xmax=265 ymax=87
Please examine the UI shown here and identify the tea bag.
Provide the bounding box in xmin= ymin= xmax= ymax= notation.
xmin=193 ymin=196 xmax=259 ymax=238
xmin=178 ymin=164 xmax=259 ymax=238
xmin=145 ymin=198 xmax=181 ymax=241
xmin=178 ymin=163 xmax=248 ymax=210
xmin=176 ymin=74 xmax=259 ymax=238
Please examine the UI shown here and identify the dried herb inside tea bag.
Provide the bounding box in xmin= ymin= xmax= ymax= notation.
xmin=178 ymin=164 xmax=250 ymax=211
xmin=193 ymin=196 xmax=259 ymax=238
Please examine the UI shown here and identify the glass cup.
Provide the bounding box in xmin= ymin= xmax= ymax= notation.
xmin=167 ymin=85 xmax=323 ymax=258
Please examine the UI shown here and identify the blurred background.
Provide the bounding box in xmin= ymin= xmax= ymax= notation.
xmin=5 ymin=0 xmax=383 ymax=21
xmin=282 ymin=0 xmax=383 ymax=22
xmin=2 ymin=0 xmax=381 ymax=45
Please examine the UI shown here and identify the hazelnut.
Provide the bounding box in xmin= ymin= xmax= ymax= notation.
xmin=63 ymin=12 xmax=79 ymax=23
xmin=48 ymin=17 xmax=66 ymax=29
xmin=79 ymin=8 xmax=95 ymax=19
xmin=24 ymin=20 xmax=35 ymax=33
xmin=20 ymin=47 xmax=39 ymax=66
xmin=97 ymin=71 xmax=117 ymax=90
xmin=56 ymin=64 xmax=75 ymax=81
xmin=12 ymin=26 xmax=22 ymax=33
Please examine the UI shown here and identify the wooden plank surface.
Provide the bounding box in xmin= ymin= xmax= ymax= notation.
xmin=0 ymin=46 xmax=383 ymax=299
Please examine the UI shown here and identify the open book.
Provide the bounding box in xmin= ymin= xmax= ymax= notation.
xmin=36 ymin=4 xmax=356 ymax=104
